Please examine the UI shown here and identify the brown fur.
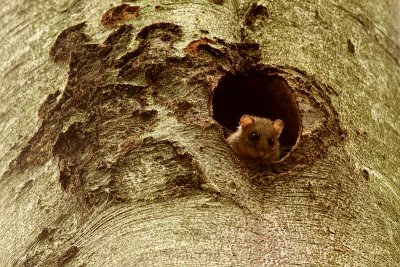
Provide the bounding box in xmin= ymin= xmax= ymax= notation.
xmin=227 ymin=115 xmax=284 ymax=162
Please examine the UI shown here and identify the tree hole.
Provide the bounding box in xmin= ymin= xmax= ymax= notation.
xmin=212 ymin=72 xmax=301 ymax=159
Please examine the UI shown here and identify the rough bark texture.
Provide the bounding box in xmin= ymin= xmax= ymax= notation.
xmin=0 ymin=0 xmax=399 ymax=266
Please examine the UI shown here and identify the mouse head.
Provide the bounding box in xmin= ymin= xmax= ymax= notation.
xmin=239 ymin=114 xmax=284 ymax=161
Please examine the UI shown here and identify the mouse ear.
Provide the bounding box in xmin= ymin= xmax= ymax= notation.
xmin=239 ymin=115 xmax=254 ymax=128
xmin=272 ymin=119 xmax=284 ymax=136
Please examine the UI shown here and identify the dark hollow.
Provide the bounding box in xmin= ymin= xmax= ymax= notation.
xmin=212 ymin=72 xmax=300 ymax=158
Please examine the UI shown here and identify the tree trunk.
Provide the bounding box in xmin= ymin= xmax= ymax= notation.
xmin=1 ymin=0 xmax=399 ymax=266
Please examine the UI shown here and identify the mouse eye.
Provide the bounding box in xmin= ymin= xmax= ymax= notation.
xmin=248 ymin=131 xmax=260 ymax=142
xmin=268 ymin=138 xmax=275 ymax=146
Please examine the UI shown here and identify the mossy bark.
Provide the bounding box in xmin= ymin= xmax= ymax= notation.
xmin=1 ymin=0 xmax=399 ymax=266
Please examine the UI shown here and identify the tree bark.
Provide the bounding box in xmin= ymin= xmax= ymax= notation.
xmin=1 ymin=0 xmax=399 ymax=266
